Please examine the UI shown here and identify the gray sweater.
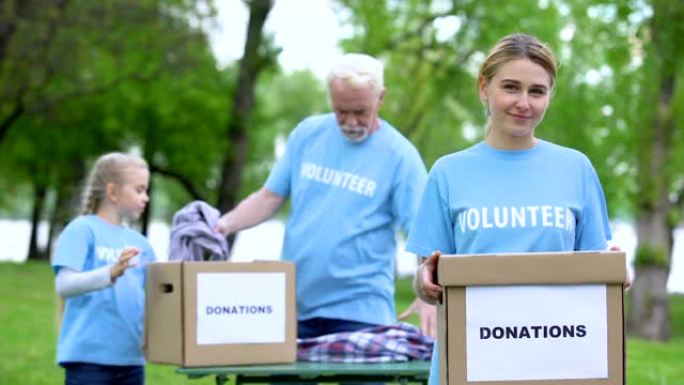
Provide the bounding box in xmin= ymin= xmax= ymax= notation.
xmin=169 ymin=200 xmax=229 ymax=261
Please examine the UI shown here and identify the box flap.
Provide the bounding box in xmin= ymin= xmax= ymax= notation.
xmin=437 ymin=251 xmax=626 ymax=286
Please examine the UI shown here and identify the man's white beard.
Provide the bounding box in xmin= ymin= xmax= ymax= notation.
xmin=340 ymin=124 xmax=369 ymax=143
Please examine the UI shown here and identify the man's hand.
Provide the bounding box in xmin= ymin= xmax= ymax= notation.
xmin=213 ymin=214 xmax=233 ymax=237
xmin=212 ymin=188 xmax=285 ymax=237
xmin=398 ymin=297 xmax=437 ymax=339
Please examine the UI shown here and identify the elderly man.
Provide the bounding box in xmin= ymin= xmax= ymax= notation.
xmin=215 ymin=53 xmax=434 ymax=341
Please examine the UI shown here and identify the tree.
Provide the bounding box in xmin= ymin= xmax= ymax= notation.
xmin=216 ymin=0 xmax=275 ymax=248
xmin=629 ymin=0 xmax=684 ymax=341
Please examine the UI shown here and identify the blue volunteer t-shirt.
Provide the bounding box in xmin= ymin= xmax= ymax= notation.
xmin=265 ymin=113 xmax=427 ymax=325
xmin=405 ymin=140 xmax=612 ymax=385
xmin=52 ymin=215 xmax=156 ymax=366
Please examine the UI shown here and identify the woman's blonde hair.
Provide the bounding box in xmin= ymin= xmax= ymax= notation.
xmin=479 ymin=33 xmax=558 ymax=89
xmin=79 ymin=152 xmax=148 ymax=215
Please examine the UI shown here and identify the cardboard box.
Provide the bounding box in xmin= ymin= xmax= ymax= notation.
xmin=437 ymin=251 xmax=626 ymax=385
xmin=144 ymin=260 xmax=296 ymax=367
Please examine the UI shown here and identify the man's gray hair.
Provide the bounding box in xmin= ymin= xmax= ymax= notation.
xmin=327 ymin=53 xmax=384 ymax=96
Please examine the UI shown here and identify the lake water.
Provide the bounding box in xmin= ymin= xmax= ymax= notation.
xmin=1 ymin=219 xmax=681 ymax=293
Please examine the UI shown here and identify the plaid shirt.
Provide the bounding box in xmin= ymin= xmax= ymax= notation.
xmin=297 ymin=322 xmax=434 ymax=363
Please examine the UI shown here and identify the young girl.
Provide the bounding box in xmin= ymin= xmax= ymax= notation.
xmin=52 ymin=152 xmax=156 ymax=385
xmin=406 ymin=33 xmax=613 ymax=385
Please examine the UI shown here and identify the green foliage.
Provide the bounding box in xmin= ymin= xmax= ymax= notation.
xmin=0 ymin=0 xmax=231 ymax=222
xmin=333 ymin=0 xmax=675 ymax=219
xmin=635 ymin=243 xmax=671 ymax=267
xmin=149 ymin=175 xmax=194 ymax=222
xmin=239 ymin=70 xmax=328 ymax=198
xmin=0 ymin=182 xmax=32 ymax=218
xmin=0 ymin=0 xmax=333 ymax=223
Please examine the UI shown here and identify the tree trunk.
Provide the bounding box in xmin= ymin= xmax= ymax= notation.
xmin=0 ymin=0 xmax=32 ymax=61
xmin=630 ymin=207 xmax=672 ymax=340
xmin=47 ymin=159 xmax=85 ymax=258
xmin=216 ymin=0 xmax=274 ymax=250
xmin=0 ymin=0 xmax=66 ymax=145
xmin=47 ymin=186 xmax=68 ymax=259
xmin=140 ymin=176 xmax=151 ymax=236
xmin=630 ymin=264 xmax=671 ymax=340
xmin=141 ymin=126 xmax=155 ymax=236
xmin=0 ymin=101 xmax=24 ymax=144
xmin=149 ymin=164 xmax=204 ymax=202
xmin=628 ymin=0 xmax=680 ymax=341
xmin=630 ymin=81 xmax=676 ymax=341
xmin=27 ymin=182 xmax=48 ymax=261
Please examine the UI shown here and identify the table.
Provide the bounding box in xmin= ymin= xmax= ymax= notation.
xmin=177 ymin=361 xmax=430 ymax=384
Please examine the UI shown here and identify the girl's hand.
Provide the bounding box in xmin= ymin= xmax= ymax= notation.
xmin=110 ymin=247 xmax=140 ymax=282
xmin=414 ymin=250 xmax=443 ymax=304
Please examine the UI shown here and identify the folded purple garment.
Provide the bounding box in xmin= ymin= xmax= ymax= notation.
xmin=169 ymin=200 xmax=229 ymax=261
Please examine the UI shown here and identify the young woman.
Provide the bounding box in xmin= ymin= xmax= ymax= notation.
xmin=52 ymin=152 xmax=156 ymax=385
xmin=405 ymin=33 xmax=612 ymax=385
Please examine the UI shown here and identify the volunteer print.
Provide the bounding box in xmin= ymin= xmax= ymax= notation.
xmin=457 ymin=205 xmax=576 ymax=234
xmin=300 ymin=162 xmax=377 ymax=197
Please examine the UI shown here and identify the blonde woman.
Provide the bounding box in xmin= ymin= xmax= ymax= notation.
xmin=406 ymin=33 xmax=612 ymax=384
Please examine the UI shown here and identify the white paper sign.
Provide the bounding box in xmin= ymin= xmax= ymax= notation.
xmin=465 ymin=285 xmax=608 ymax=381
xmin=196 ymin=272 xmax=286 ymax=345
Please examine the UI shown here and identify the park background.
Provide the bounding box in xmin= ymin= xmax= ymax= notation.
xmin=0 ymin=0 xmax=683 ymax=383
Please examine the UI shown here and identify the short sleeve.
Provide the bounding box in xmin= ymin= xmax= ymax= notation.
xmin=405 ymin=163 xmax=456 ymax=257
xmin=391 ymin=146 xmax=428 ymax=235
xmin=575 ymin=160 xmax=612 ymax=251
xmin=265 ymin=123 xmax=306 ymax=198
xmin=52 ymin=219 xmax=92 ymax=273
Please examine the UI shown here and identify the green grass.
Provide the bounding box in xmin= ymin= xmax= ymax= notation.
xmin=1 ymin=261 xmax=683 ymax=384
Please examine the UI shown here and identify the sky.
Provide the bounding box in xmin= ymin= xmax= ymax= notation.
xmin=208 ymin=0 xmax=351 ymax=80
